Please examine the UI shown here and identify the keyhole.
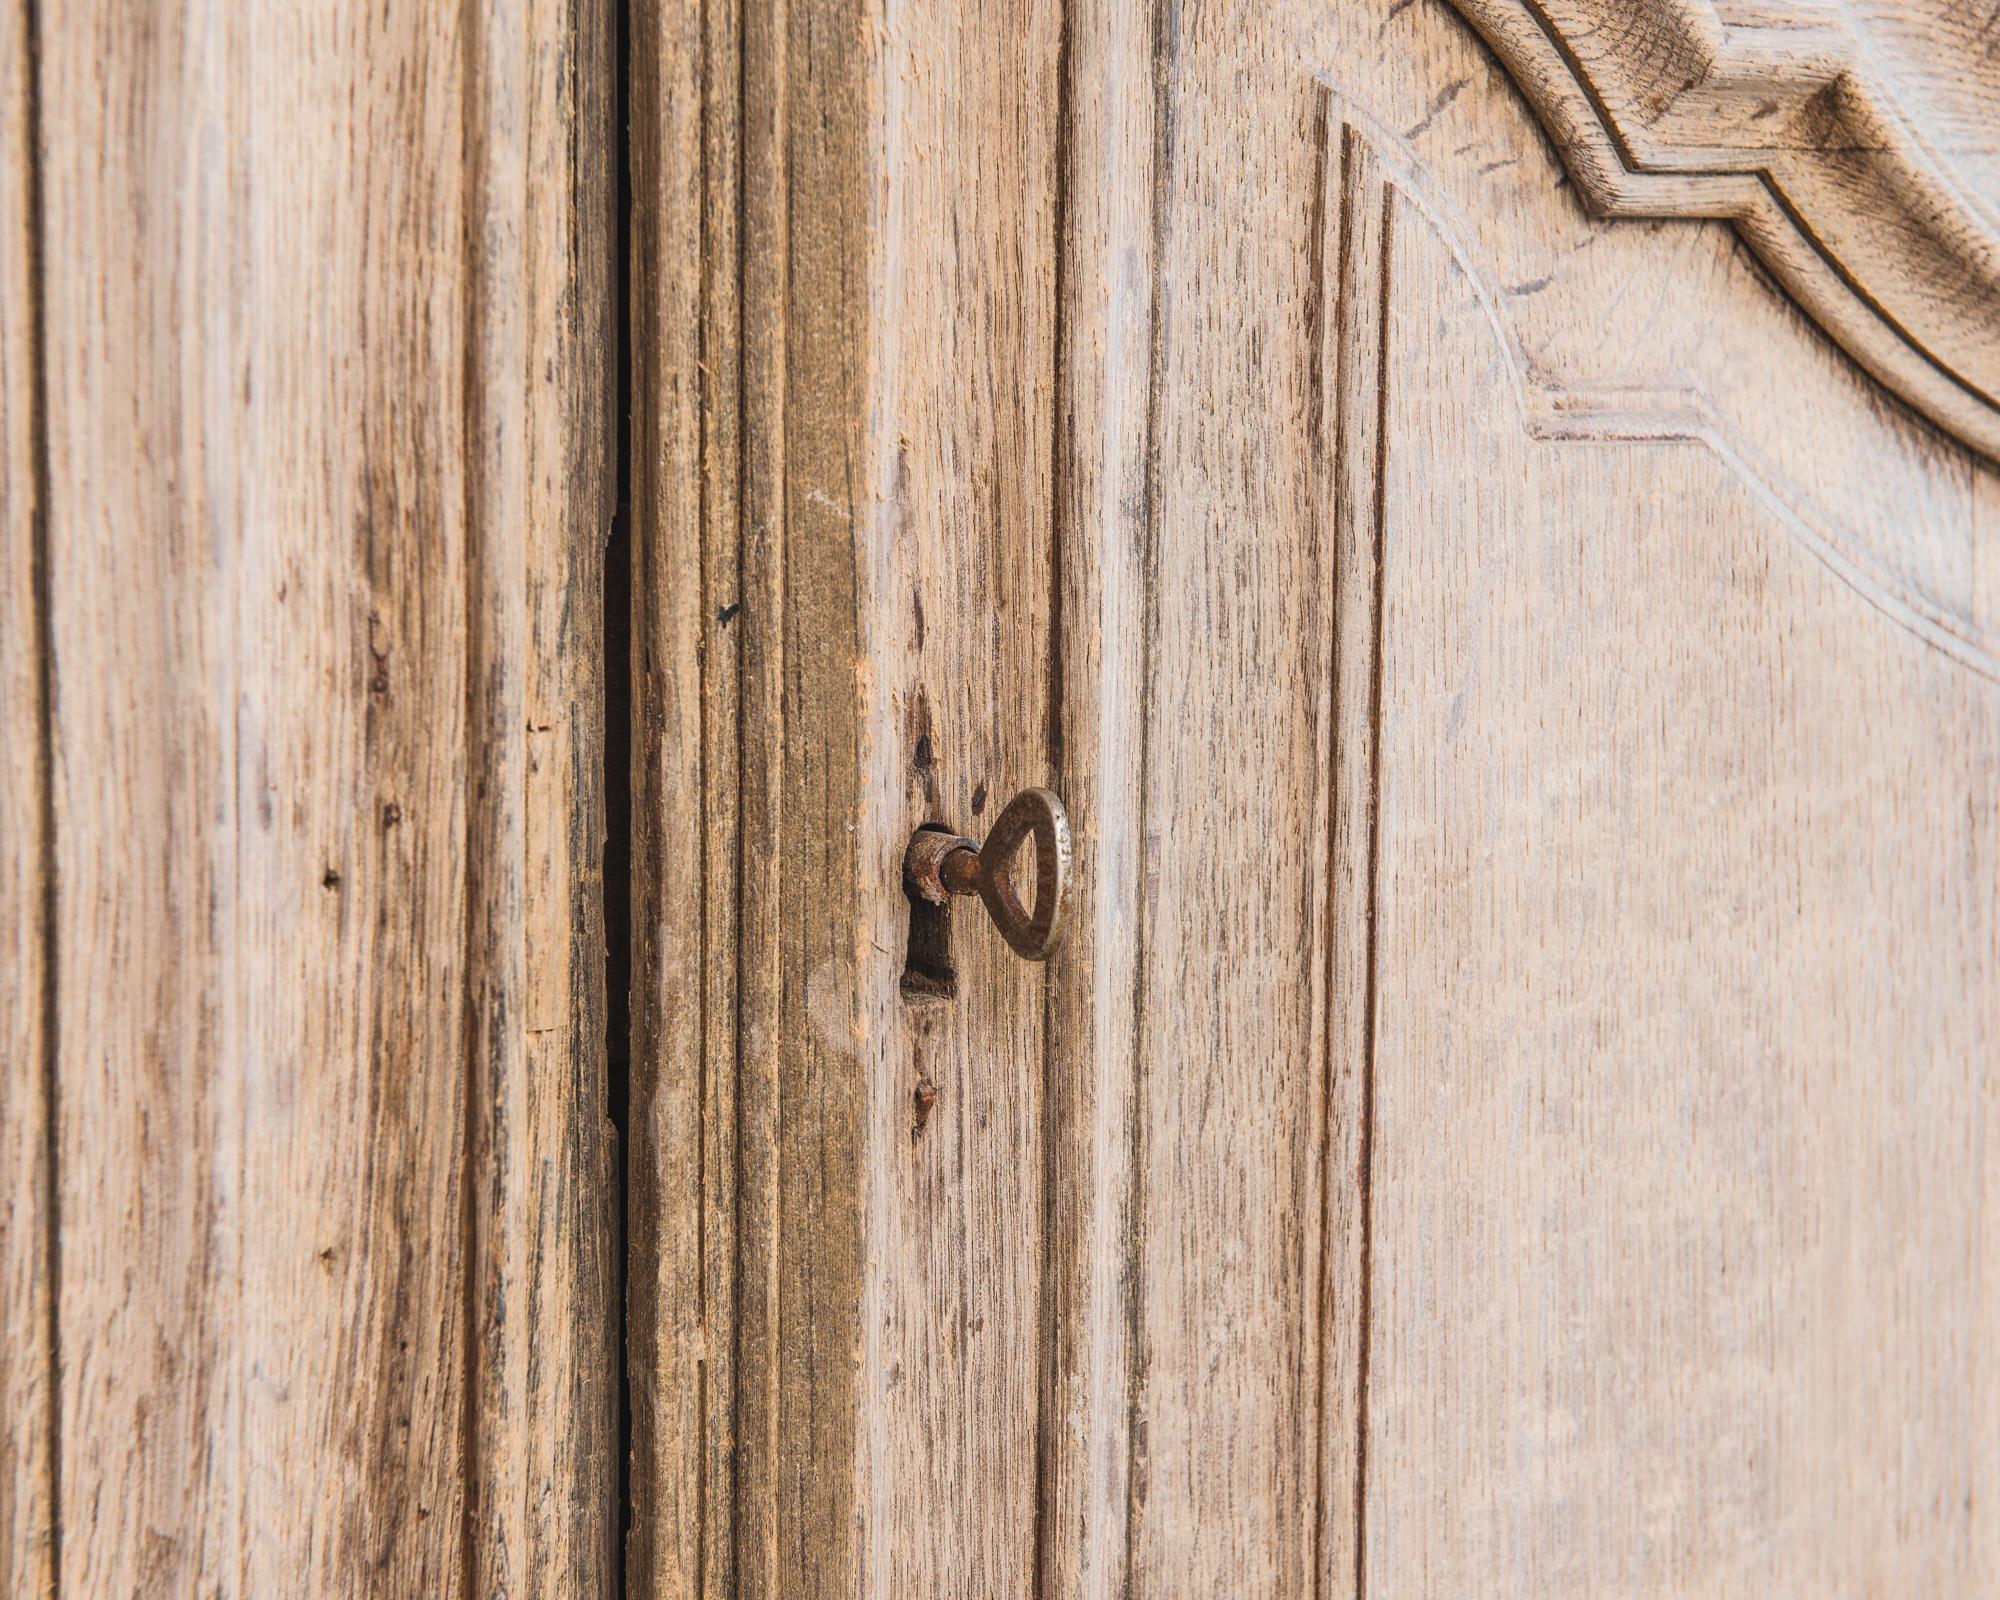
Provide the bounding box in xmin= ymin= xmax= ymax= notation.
xmin=901 ymin=822 xmax=960 ymax=1000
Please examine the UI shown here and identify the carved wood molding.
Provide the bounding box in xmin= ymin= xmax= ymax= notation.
xmin=1448 ymin=0 xmax=2000 ymax=460
xmin=1320 ymin=81 xmax=2000 ymax=677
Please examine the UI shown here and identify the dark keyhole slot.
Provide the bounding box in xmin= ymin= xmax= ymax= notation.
xmin=901 ymin=823 xmax=960 ymax=1000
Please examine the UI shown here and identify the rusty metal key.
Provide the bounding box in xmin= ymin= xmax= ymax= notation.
xmin=902 ymin=787 xmax=1071 ymax=962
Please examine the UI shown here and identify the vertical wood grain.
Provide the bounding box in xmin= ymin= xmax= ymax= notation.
xmin=1034 ymin=0 xmax=1158 ymax=1593
xmin=465 ymin=0 xmax=619 ymax=1592
xmin=632 ymin=1 xmax=1066 ymax=1594
xmin=1355 ymin=172 xmax=2000 ymax=1596
xmin=772 ymin=4 xmax=867 ymax=1585
xmin=22 ymin=1 xmax=613 ymax=1591
xmin=853 ymin=0 xmax=1062 ymax=1595
xmin=625 ymin=0 xmax=710 ymax=1586
xmin=627 ymin=0 xmax=744 ymax=1590
xmin=43 ymin=11 xmax=465 ymax=1586
xmin=629 ymin=0 xmax=870 ymax=1593
xmin=1119 ymin=15 xmax=1336 ymax=1595
xmin=0 ymin=0 xmax=50 ymax=1591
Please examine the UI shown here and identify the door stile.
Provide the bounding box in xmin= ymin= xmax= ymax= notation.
xmin=629 ymin=0 xmax=870 ymax=1593
xmin=1034 ymin=0 xmax=1160 ymax=1594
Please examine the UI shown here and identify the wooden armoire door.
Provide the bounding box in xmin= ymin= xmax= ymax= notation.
xmin=630 ymin=0 xmax=2000 ymax=1596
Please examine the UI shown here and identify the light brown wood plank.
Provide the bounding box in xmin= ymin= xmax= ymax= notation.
xmin=44 ymin=12 xmax=467 ymax=1586
xmin=1115 ymin=16 xmax=1338 ymax=1595
xmin=34 ymin=3 xmax=612 ymax=1591
xmin=852 ymin=1 xmax=1063 ymax=1596
xmin=465 ymin=0 xmax=619 ymax=1591
xmin=629 ymin=0 xmax=874 ymax=1593
xmin=625 ymin=0 xmax=710 ymax=1587
xmin=0 ymin=0 xmax=50 ymax=1590
xmin=1035 ymin=0 xmax=1160 ymax=1592
xmin=633 ymin=1 xmax=1065 ymax=1593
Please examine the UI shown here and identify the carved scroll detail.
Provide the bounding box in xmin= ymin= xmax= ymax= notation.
xmin=1448 ymin=0 xmax=2000 ymax=460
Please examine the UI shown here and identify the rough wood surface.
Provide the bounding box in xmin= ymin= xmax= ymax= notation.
xmin=10 ymin=1 xmax=614 ymax=1592
xmin=851 ymin=2 xmax=1063 ymax=1596
xmin=1033 ymin=4 xmax=1156 ymax=1595
xmin=465 ymin=0 xmax=619 ymax=1591
xmin=1116 ymin=17 xmax=1344 ymax=1592
xmin=628 ymin=0 xmax=870 ymax=1594
xmin=625 ymin=0 xmax=738 ymax=1589
xmin=632 ymin=1 xmax=1070 ymax=1595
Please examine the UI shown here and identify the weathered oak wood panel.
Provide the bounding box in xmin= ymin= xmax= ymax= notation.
xmin=6 ymin=1 xmax=615 ymax=1592
xmin=638 ymin=0 xmax=1999 ymax=1595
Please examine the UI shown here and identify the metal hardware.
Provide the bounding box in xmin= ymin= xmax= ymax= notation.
xmin=902 ymin=787 xmax=1071 ymax=961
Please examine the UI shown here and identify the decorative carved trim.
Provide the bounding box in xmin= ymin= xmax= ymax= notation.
xmin=1320 ymin=81 xmax=2000 ymax=679
xmin=1447 ymin=0 xmax=2000 ymax=460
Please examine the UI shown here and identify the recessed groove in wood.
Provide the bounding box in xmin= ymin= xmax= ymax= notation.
xmin=2 ymin=0 xmax=55 ymax=1589
xmin=1031 ymin=0 xmax=1071 ymax=1556
xmin=1352 ymin=174 xmax=1395 ymax=1600
xmin=1117 ymin=0 xmax=1185 ymax=1585
xmin=605 ymin=0 xmax=638 ymax=1576
xmin=1316 ymin=115 xmax=1398 ymax=1600
xmin=1304 ymin=91 xmax=1336 ymax=1600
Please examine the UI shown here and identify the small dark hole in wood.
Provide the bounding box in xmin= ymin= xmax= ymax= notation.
xmin=901 ymin=822 xmax=959 ymax=1001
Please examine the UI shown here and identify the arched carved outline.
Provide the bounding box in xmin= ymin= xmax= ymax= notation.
xmin=1318 ymin=81 xmax=2000 ymax=680
xmin=1446 ymin=0 xmax=2000 ymax=461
